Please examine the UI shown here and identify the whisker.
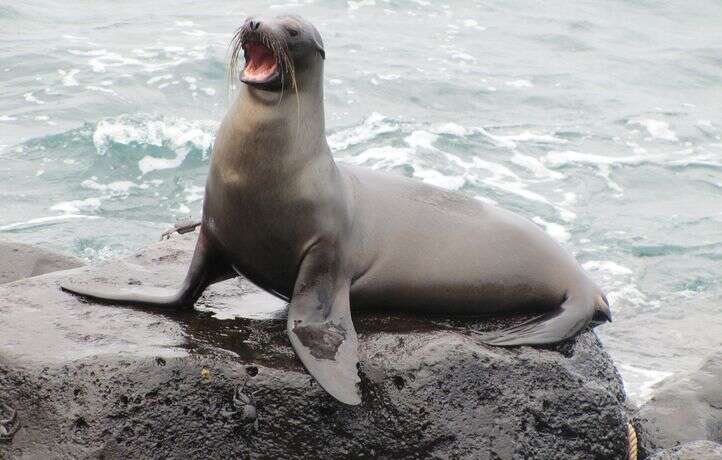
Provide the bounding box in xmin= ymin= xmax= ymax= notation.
xmin=225 ymin=25 xmax=300 ymax=130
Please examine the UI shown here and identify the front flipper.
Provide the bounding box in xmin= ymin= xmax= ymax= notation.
xmin=61 ymin=230 xmax=233 ymax=310
xmin=287 ymin=243 xmax=361 ymax=405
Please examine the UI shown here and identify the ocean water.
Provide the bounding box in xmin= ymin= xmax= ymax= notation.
xmin=1 ymin=0 xmax=721 ymax=404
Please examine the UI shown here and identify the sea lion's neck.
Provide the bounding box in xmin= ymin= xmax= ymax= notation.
xmin=238 ymin=71 xmax=326 ymax=153
xmin=212 ymin=69 xmax=332 ymax=186
xmin=241 ymin=84 xmax=324 ymax=137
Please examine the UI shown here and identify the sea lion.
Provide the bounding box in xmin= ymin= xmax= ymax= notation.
xmin=61 ymin=14 xmax=611 ymax=405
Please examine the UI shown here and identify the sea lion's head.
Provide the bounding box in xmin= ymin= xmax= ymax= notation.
xmin=229 ymin=14 xmax=325 ymax=93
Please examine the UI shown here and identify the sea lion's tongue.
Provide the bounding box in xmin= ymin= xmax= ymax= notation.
xmin=243 ymin=43 xmax=277 ymax=82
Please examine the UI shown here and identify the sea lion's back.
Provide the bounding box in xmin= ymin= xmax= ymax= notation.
xmin=341 ymin=165 xmax=573 ymax=314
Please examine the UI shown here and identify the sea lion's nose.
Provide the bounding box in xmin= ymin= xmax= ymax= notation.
xmin=249 ymin=19 xmax=261 ymax=31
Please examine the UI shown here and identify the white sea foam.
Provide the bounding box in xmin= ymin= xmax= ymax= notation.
xmin=345 ymin=145 xmax=411 ymax=170
xmin=62 ymin=34 xmax=89 ymax=41
xmin=58 ymin=68 xmax=80 ymax=86
xmin=81 ymin=179 xmax=139 ymax=194
xmin=609 ymin=283 xmax=658 ymax=311
xmin=0 ymin=115 xmax=17 ymax=121
xmin=328 ymin=112 xmax=398 ymax=151
xmin=68 ymin=46 xmax=201 ymax=74
xmin=561 ymin=191 xmax=577 ymax=206
xmin=86 ymin=85 xmax=116 ymax=94
xmin=617 ymin=364 xmax=673 ymax=404
xmin=51 ymin=197 xmax=103 ymax=213
xmin=0 ymin=214 xmax=100 ymax=232
xmin=627 ymin=118 xmax=678 ymax=142
xmin=378 ymin=73 xmax=400 ymax=80
xmin=270 ymin=0 xmax=304 ymax=9
xmin=80 ymin=49 xmax=142 ymax=73
xmin=80 ymin=245 xmax=116 ymax=262
xmin=430 ymin=122 xmax=471 ymax=137
xmin=404 ymin=130 xmax=439 ymax=150
xmin=461 ymin=154 xmax=575 ymax=221
xmin=532 ymin=216 xmax=570 ymax=242
xmin=469 ymin=158 xmax=554 ymax=205
xmin=625 ymin=141 xmax=647 ymax=154
xmin=182 ymin=30 xmax=206 ymax=37
xmin=582 ymin=260 xmax=633 ymax=276
xmin=338 ymin=117 xmax=577 ymax=220
xmin=184 ymin=185 xmax=205 ymax=203
xmin=543 ymin=149 xmax=672 ymax=193
xmin=451 ymin=51 xmax=475 ymax=61
xmin=23 ymin=92 xmax=45 ymax=104
xmin=348 ymin=0 xmax=375 ymax=10
xmin=343 ymin=123 xmax=575 ymax=221
xmin=474 ymin=195 xmax=498 ymax=205
xmin=413 ymin=169 xmax=466 ymax=190
xmin=483 ymin=130 xmax=568 ymax=149
xmin=505 ymin=79 xmax=533 ymax=88
xmin=67 ymin=49 xmax=107 ymax=57
xmin=147 ymin=74 xmax=173 ymax=85
xmin=170 ymin=203 xmax=191 ymax=214
xmin=510 ymin=153 xmax=565 ymax=180
xmin=582 ymin=258 xmax=656 ymax=314
xmin=91 ymin=114 xmax=217 ymax=174
xmin=345 ymin=144 xmax=467 ymax=191
xmin=543 ymin=150 xmax=661 ymax=167
xmin=138 ymin=152 xmax=193 ymax=175
xmin=132 ymin=49 xmax=158 ymax=58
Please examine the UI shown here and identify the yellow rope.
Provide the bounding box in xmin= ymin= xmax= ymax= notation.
xmin=627 ymin=422 xmax=638 ymax=460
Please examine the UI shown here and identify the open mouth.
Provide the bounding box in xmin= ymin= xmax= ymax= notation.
xmin=241 ymin=42 xmax=280 ymax=87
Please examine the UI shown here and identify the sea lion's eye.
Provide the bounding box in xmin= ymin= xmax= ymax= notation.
xmin=287 ymin=28 xmax=299 ymax=37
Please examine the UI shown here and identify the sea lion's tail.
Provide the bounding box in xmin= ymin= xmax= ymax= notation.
xmin=480 ymin=286 xmax=611 ymax=347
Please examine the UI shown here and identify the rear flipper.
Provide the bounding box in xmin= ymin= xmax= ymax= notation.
xmin=480 ymin=291 xmax=611 ymax=346
xmin=61 ymin=231 xmax=232 ymax=310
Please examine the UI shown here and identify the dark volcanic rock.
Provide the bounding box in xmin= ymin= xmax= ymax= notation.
xmin=648 ymin=441 xmax=722 ymax=460
xmin=635 ymin=352 xmax=722 ymax=457
xmin=0 ymin=234 xmax=631 ymax=459
xmin=0 ymin=240 xmax=83 ymax=284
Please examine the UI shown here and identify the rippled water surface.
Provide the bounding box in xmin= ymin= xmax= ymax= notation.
xmin=1 ymin=0 xmax=721 ymax=402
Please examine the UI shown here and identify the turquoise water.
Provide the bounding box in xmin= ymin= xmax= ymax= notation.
xmin=1 ymin=0 xmax=721 ymax=403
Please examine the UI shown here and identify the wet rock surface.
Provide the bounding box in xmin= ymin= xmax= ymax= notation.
xmin=0 ymin=240 xmax=83 ymax=285
xmin=0 ymin=234 xmax=631 ymax=458
xmin=648 ymin=441 xmax=722 ymax=460
xmin=635 ymin=352 xmax=722 ymax=458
